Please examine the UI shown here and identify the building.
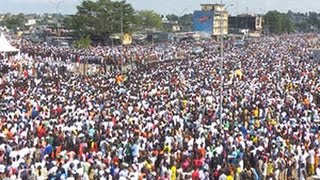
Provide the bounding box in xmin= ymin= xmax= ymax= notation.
xmin=162 ymin=16 xmax=181 ymax=32
xmin=228 ymin=15 xmax=263 ymax=37
xmin=192 ymin=4 xmax=229 ymax=36
xmin=25 ymin=19 xmax=37 ymax=27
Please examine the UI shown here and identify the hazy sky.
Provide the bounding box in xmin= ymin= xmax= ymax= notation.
xmin=1 ymin=0 xmax=320 ymax=15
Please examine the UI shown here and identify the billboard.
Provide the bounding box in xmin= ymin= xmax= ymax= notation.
xmin=229 ymin=16 xmax=258 ymax=31
xmin=122 ymin=33 xmax=132 ymax=45
xmin=193 ymin=11 xmax=214 ymax=33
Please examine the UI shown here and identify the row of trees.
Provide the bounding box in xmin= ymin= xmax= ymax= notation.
xmin=166 ymin=14 xmax=193 ymax=31
xmin=0 ymin=13 xmax=26 ymax=30
xmin=265 ymin=10 xmax=320 ymax=34
xmin=265 ymin=11 xmax=295 ymax=34
xmin=290 ymin=11 xmax=320 ymax=32
xmin=65 ymin=2 xmax=320 ymax=37
xmin=0 ymin=13 xmax=60 ymax=31
xmin=64 ymin=0 xmax=163 ymax=40
xmin=1 ymin=1 xmax=320 ymax=39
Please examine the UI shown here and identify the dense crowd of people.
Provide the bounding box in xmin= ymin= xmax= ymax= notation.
xmin=0 ymin=33 xmax=319 ymax=180
xmin=14 ymin=39 xmax=203 ymax=69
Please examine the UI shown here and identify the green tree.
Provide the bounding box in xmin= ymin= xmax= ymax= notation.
xmin=307 ymin=12 xmax=320 ymax=30
xmin=74 ymin=35 xmax=92 ymax=49
xmin=166 ymin=14 xmax=179 ymax=22
xmin=285 ymin=11 xmax=320 ymax=32
xmin=179 ymin=13 xmax=193 ymax=31
xmin=295 ymin=21 xmax=308 ymax=32
xmin=64 ymin=0 xmax=137 ymax=40
xmin=265 ymin=10 xmax=294 ymax=34
xmin=136 ymin=10 xmax=163 ymax=31
xmin=3 ymin=13 xmax=26 ymax=31
xmin=280 ymin=14 xmax=294 ymax=33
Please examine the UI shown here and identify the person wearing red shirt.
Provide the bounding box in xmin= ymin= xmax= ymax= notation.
xmin=23 ymin=69 xmax=28 ymax=78
xmin=192 ymin=168 xmax=200 ymax=180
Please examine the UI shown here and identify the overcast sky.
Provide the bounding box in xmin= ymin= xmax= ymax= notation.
xmin=1 ymin=0 xmax=320 ymax=15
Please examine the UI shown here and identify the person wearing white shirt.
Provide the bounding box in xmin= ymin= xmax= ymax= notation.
xmin=316 ymin=164 xmax=320 ymax=176
xmin=218 ymin=172 xmax=227 ymax=180
xmin=300 ymin=149 xmax=309 ymax=169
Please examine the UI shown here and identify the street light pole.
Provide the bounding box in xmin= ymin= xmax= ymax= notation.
xmin=219 ymin=2 xmax=233 ymax=126
xmin=219 ymin=0 xmax=224 ymax=127
xmin=50 ymin=0 xmax=65 ymax=43
xmin=173 ymin=8 xmax=188 ymax=18
xmin=260 ymin=8 xmax=269 ymax=37
xmin=120 ymin=0 xmax=125 ymax=72
xmin=173 ymin=8 xmax=188 ymax=32
xmin=121 ymin=2 xmax=123 ymax=37
xmin=236 ymin=0 xmax=238 ymax=16
xmin=173 ymin=8 xmax=188 ymax=17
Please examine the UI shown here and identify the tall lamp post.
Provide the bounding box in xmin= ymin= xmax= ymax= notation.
xmin=173 ymin=8 xmax=188 ymax=17
xmin=50 ymin=0 xmax=66 ymax=43
xmin=236 ymin=0 xmax=238 ymax=16
xmin=260 ymin=8 xmax=269 ymax=37
xmin=219 ymin=1 xmax=233 ymax=126
xmin=113 ymin=0 xmax=126 ymax=72
xmin=173 ymin=8 xmax=188 ymax=32
xmin=121 ymin=1 xmax=124 ymax=72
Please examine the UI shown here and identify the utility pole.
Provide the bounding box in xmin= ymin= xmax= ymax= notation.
xmin=119 ymin=0 xmax=125 ymax=72
xmin=236 ymin=0 xmax=238 ymax=16
xmin=173 ymin=8 xmax=188 ymax=17
xmin=49 ymin=0 xmax=65 ymax=44
xmin=245 ymin=6 xmax=249 ymax=37
xmin=121 ymin=1 xmax=123 ymax=72
xmin=236 ymin=0 xmax=239 ymax=30
xmin=173 ymin=8 xmax=188 ymax=28
xmin=219 ymin=0 xmax=224 ymax=127
xmin=218 ymin=1 xmax=233 ymax=126
xmin=260 ymin=8 xmax=269 ymax=37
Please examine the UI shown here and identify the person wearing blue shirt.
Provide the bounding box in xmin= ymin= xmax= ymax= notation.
xmin=131 ymin=143 xmax=140 ymax=163
xmin=44 ymin=144 xmax=53 ymax=155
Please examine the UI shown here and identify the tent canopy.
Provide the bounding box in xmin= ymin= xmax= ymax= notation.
xmin=0 ymin=33 xmax=19 ymax=53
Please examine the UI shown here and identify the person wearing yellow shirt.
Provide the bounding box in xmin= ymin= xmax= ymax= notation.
xmin=144 ymin=160 xmax=153 ymax=171
xmin=163 ymin=144 xmax=171 ymax=154
xmin=267 ymin=160 xmax=274 ymax=178
xmin=253 ymin=107 xmax=259 ymax=119
xmin=225 ymin=169 xmax=234 ymax=180
xmin=182 ymin=99 xmax=188 ymax=109
xmin=171 ymin=163 xmax=177 ymax=180
xmin=254 ymin=119 xmax=260 ymax=128
xmin=226 ymin=174 xmax=233 ymax=180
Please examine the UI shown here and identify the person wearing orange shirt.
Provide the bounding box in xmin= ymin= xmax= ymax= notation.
xmin=116 ymin=74 xmax=123 ymax=85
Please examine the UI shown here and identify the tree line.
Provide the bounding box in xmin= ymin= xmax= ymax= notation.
xmin=0 ymin=1 xmax=320 ymax=39
xmin=264 ymin=10 xmax=320 ymax=34
xmin=63 ymin=0 xmax=163 ymax=41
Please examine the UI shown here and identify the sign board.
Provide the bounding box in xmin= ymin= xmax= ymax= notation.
xmin=122 ymin=33 xmax=132 ymax=45
xmin=192 ymin=11 xmax=214 ymax=33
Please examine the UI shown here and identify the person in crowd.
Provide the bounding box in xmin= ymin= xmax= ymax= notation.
xmin=0 ymin=33 xmax=319 ymax=180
